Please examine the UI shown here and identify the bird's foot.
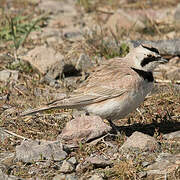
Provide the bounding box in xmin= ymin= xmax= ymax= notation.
xmin=108 ymin=120 xmax=121 ymax=136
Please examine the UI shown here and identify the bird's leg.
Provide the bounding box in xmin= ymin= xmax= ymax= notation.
xmin=108 ymin=119 xmax=120 ymax=135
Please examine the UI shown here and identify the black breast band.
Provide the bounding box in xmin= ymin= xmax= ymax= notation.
xmin=131 ymin=67 xmax=154 ymax=82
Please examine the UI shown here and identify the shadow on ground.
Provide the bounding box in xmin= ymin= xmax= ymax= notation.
xmin=116 ymin=121 xmax=180 ymax=137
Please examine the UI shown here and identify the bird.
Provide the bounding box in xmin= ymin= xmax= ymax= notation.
xmin=21 ymin=44 xmax=167 ymax=124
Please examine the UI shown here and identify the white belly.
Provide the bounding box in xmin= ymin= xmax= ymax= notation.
xmin=83 ymin=82 xmax=153 ymax=120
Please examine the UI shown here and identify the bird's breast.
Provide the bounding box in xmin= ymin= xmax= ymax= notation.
xmin=83 ymin=82 xmax=153 ymax=120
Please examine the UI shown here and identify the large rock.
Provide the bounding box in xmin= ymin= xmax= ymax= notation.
xmin=63 ymin=27 xmax=83 ymax=41
xmin=106 ymin=8 xmax=174 ymax=35
xmin=58 ymin=115 xmax=112 ymax=145
xmin=59 ymin=160 xmax=75 ymax=173
xmin=165 ymin=67 xmax=180 ymax=80
xmin=163 ymin=131 xmax=180 ymax=140
xmin=86 ymin=155 xmax=112 ymax=168
xmin=16 ymin=140 xmax=67 ymax=162
xmin=147 ymin=153 xmax=180 ymax=175
xmin=74 ymin=53 xmax=94 ymax=72
xmin=20 ymin=46 xmax=65 ymax=79
xmin=38 ymin=0 xmax=76 ymax=15
xmin=121 ymin=131 xmax=159 ymax=151
xmin=137 ymin=8 xmax=174 ymax=24
xmin=155 ymin=56 xmax=180 ymax=80
xmin=106 ymin=10 xmax=145 ymax=33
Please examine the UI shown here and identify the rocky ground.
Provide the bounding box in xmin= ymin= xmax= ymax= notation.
xmin=0 ymin=0 xmax=180 ymax=179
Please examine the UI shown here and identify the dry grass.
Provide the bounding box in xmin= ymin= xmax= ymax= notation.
xmin=77 ymin=0 xmax=179 ymax=12
xmin=0 ymin=0 xmax=179 ymax=179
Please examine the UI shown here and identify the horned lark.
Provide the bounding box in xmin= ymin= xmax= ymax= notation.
xmin=21 ymin=44 xmax=167 ymax=122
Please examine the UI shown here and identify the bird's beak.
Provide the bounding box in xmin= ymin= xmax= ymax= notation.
xmin=158 ymin=57 xmax=168 ymax=64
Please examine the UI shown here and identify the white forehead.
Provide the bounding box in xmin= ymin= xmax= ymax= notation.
xmin=135 ymin=45 xmax=154 ymax=54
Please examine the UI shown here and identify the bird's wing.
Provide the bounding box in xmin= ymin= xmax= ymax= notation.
xmin=20 ymin=74 xmax=135 ymax=116
xmin=49 ymin=86 xmax=127 ymax=106
xmin=20 ymin=86 xmax=127 ymax=116
xmin=21 ymin=59 xmax=139 ymax=116
xmin=47 ymin=61 xmax=139 ymax=107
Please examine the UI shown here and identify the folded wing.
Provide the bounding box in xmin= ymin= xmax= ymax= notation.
xmin=21 ymin=59 xmax=138 ymax=116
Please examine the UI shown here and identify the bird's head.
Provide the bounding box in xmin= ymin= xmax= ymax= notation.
xmin=127 ymin=44 xmax=168 ymax=72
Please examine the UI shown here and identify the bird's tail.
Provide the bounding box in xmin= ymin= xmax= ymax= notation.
xmin=20 ymin=104 xmax=65 ymax=116
xmin=20 ymin=97 xmax=80 ymax=116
